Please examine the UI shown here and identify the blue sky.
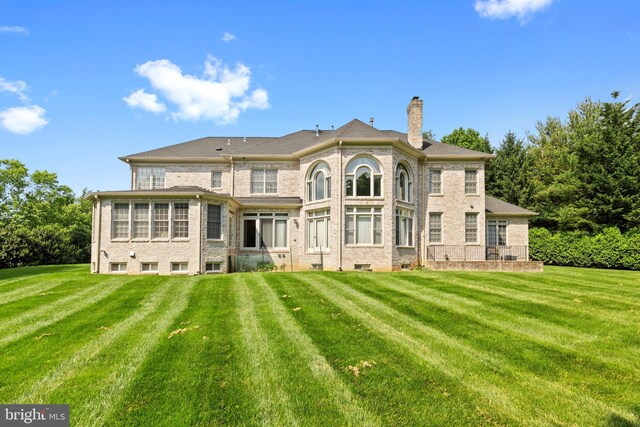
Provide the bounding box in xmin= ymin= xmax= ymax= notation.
xmin=1 ymin=0 xmax=639 ymax=193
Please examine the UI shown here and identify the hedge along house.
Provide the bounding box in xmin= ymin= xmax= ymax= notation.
xmin=89 ymin=97 xmax=541 ymax=275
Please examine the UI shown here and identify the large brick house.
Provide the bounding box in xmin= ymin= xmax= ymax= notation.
xmin=89 ymin=97 xmax=537 ymax=275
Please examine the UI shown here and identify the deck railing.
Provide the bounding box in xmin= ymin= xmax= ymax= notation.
xmin=426 ymin=245 xmax=529 ymax=261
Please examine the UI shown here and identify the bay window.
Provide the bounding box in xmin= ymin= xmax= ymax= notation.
xmin=307 ymin=162 xmax=331 ymax=201
xmin=396 ymin=208 xmax=414 ymax=247
xmin=345 ymin=207 xmax=382 ymax=245
xmin=172 ymin=203 xmax=189 ymax=238
xmin=396 ymin=164 xmax=412 ymax=202
xmin=345 ymin=157 xmax=382 ymax=197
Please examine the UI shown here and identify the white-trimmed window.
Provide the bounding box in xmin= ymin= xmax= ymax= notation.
xmin=242 ymin=213 xmax=288 ymax=249
xmin=465 ymin=169 xmax=478 ymax=194
xmin=110 ymin=262 xmax=127 ymax=273
xmin=172 ymin=203 xmax=189 ymax=238
xmin=306 ymin=162 xmax=331 ymax=202
xmin=396 ymin=163 xmax=412 ymax=202
xmin=429 ymin=213 xmax=442 ymax=243
xmin=428 ymin=169 xmax=442 ymax=194
xmin=307 ymin=209 xmax=330 ymax=251
xmin=207 ymin=204 xmax=222 ymax=239
xmin=211 ymin=171 xmax=222 ymax=189
xmin=205 ymin=262 xmax=222 ymax=273
xmin=465 ymin=213 xmax=478 ymax=243
xmin=345 ymin=207 xmax=382 ymax=245
xmin=345 ymin=157 xmax=382 ymax=197
xmin=251 ymin=169 xmax=277 ymax=194
xmin=171 ymin=262 xmax=189 ymax=273
xmin=136 ymin=167 xmax=165 ymax=190
xmin=487 ymin=219 xmax=507 ymax=246
xmin=112 ymin=203 xmax=129 ymax=239
xmin=141 ymin=262 xmax=158 ymax=273
xmin=132 ymin=203 xmax=149 ymax=239
xmin=396 ymin=208 xmax=414 ymax=247
xmin=153 ymin=203 xmax=169 ymax=238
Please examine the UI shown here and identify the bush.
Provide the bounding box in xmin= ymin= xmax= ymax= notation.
xmin=529 ymin=227 xmax=640 ymax=270
xmin=0 ymin=224 xmax=90 ymax=269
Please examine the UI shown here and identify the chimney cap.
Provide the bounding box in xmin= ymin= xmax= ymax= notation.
xmin=412 ymin=96 xmax=420 ymax=100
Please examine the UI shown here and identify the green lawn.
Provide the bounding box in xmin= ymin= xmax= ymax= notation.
xmin=0 ymin=265 xmax=639 ymax=426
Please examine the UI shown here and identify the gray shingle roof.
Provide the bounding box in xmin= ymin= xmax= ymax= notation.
xmin=121 ymin=118 xmax=491 ymax=160
xmin=485 ymin=195 xmax=537 ymax=215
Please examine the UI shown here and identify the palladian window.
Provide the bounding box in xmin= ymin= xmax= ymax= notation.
xmin=345 ymin=157 xmax=382 ymax=197
xmin=396 ymin=163 xmax=412 ymax=202
xmin=306 ymin=162 xmax=331 ymax=202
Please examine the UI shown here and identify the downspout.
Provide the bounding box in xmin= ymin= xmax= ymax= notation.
xmin=421 ymin=159 xmax=427 ymax=266
xmin=338 ymin=140 xmax=343 ymax=271
xmin=197 ymin=195 xmax=203 ymax=274
xmin=230 ymin=157 xmax=235 ymax=197
xmin=95 ymin=196 xmax=102 ymax=273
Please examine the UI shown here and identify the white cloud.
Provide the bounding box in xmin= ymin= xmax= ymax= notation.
xmin=0 ymin=105 xmax=48 ymax=134
xmin=221 ymin=32 xmax=236 ymax=42
xmin=0 ymin=76 xmax=29 ymax=101
xmin=127 ymin=55 xmax=269 ymax=124
xmin=0 ymin=26 xmax=29 ymax=35
xmin=123 ymin=89 xmax=167 ymax=113
xmin=474 ymin=0 xmax=555 ymax=22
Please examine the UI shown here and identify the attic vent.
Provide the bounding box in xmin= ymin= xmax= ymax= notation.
xmin=331 ymin=125 xmax=334 ymax=132
xmin=315 ymin=124 xmax=319 ymax=137
xmin=369 ymin=117 xmax=374 ymax=127
xmin=216 ymin=147 xmax=222 ymax=151
xmin=243 ymin=137 xmax=247 ymax=142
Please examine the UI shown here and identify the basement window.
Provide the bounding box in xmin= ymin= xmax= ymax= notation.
xmin=171 ymin=262 xmax=189 ymax=274
xmin=205 ymin=262 xmax=222 ymax=273
xmin=354 ymin=264 xmax=372 ymax=271
xmin=110 ymin=262 xmax=127 ymax=273
xmin=141 ymin=262 xmax=158 ymax=273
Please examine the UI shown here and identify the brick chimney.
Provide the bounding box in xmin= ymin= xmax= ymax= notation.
xmin=407 ymin=96 xmax=423 ymax=149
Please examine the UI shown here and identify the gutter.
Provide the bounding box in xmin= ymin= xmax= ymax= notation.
xmin=95 ymin=196 xmax=102 ymax=273
xmin=338 ymin=140 xmax=343 ymax=271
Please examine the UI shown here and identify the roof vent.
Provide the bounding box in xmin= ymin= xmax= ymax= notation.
xmin=315 ymin=124 xmax=319 ymax=137
xmin=216 ymin=147 xmax=222 ymax=151
xmin=243 ymin=136 xmax=247 ymax=142
xmin=369 ymin=117 xmax=374 ymax=127
xmin=331 ymin=125 xmax=334 ymax=132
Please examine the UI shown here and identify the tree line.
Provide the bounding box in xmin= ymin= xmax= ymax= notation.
xmin=0 ymin=160 xmax=92 ymax=268
xmin=435 ymin=92 xmax=640 ymax=268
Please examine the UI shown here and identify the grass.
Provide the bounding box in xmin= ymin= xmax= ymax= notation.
xmin=0 ymin=265 xmax=639 ymax=426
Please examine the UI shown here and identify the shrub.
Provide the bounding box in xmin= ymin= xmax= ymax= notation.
xmin=529 ymin=227 xmax=640 ymax=270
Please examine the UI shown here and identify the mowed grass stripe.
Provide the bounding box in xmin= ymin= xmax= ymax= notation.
xmin=0 ymin=277 xmax=78 ymax=306
xmin=386 ymin=274 xmax=594 ymax=347
xmin=46 ymin=277 xmax=198 ymax=427
xmin=301 ymin=273 xmax=635 ymax=425
xmin=234 ymin=275 xmax=298 ymax=426
xmin=263 ymin=274 xmax=502 ymax=426
xmin=423 ymin=271 xmax=640 ymax=328
xmin=0 ymin=277 xmax=161 ymax=402
xmin=0 ymin=265 xmax=87 ymax=288
xmin=347 ymin=273 xmax=640 ymax=408
xmin=0 ymin=277 xmax=128 ymax=347
xmin=18 ymin=277 xmax=173 ymax=403
xmin=255 ymin=274 xmax=381 ymax=426
xmin=110 ymin=275 xmax=258 ymax=426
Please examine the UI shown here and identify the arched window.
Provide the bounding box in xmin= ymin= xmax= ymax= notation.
xmin=396 ymin=163 xmax=412 ymax=202
xmin=306 ymin=162 xmax=331 ymax=202
xmin=345 ymin=157 xmax=382 ymax=197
